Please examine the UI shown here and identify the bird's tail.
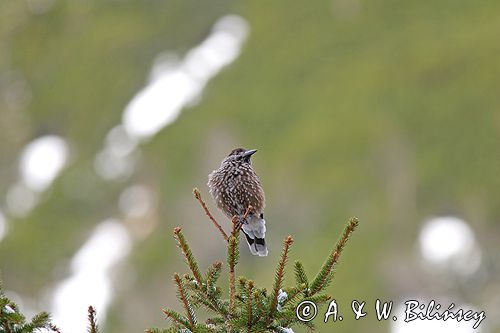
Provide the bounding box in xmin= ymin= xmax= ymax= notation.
xmin=241 ymin=216 xmax=268 ymax=257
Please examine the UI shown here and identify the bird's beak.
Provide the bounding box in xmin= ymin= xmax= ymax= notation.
xmin=243 ymin=149 xmax=258 ymax=158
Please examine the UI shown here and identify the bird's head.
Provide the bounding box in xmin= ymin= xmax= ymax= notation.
xmin=223 ymin=147 xmax=257 ymax=165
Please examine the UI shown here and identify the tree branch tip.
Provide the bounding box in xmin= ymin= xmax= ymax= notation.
xmin=285 ymin=235 xmax=294 ymax=244
xmin=193 ymin=188 xmax=229 ymax=241
xmin=174 ymin=227 xmax=182 ymax=234
xmin=193 ymin=188 xmax=201 ymax=199
xmin=87 ymin=305 xmax=98 ymax=333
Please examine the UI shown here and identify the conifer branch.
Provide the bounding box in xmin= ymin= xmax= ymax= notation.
xmin=247 ymin=280 xmax=254 ymax=331
xmin=173 ymin=227 xmax=204 ymax=287
xmin=49 ymin=323 xmax=62 ymax=333
xmin=0 ymin=282 xmax=61 ymax=333
xmin=238 ymin=276 xmax=248 ymax=296
xmin=173 ymin=273 xmax=197 ymax=329
xmin=205 ymin=261 xmax=223 ymax=292
xmin=152 ymin=191 xmax=359 ymax=333
xmin=145 ymin=329 xmax=175 ymax=333
xmin=282 ymin=283 xmax=307 ymax=307
xmin=191 ymin=293 xmax=227 ymax=316
xmin=20 ymin=312 xmax=53 ymax=332
xmin=184 ymin=259 xmax=228 ymax=317
xmin=230 ymin=216 xmax=240 ymax=237
xmin=266 ymin=235 xmax=294 ymax=326
xmin=193 ymin=188 xmax=229 ymax=241
xmin=87 ymin=306 xmax=99 ymax=333
xmin=227 ymin=234 xmax=239 ymax=316
xmin=161 ymin=308 xmax=191 ymax=329
xmin=309 ymin=217 xmax=359 ymax=296
xmin=253 ymin=291 xmax=265 ymax=318
xmin=293 ymin=261 xmax=309 ymax=292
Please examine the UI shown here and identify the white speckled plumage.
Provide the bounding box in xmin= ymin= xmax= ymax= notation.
xmin=208 ymin=148 xmax=268 ymax=256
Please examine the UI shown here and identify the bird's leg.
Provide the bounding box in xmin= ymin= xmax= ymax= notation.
xmin=231 ymin=214 xmax=248 ymax=233
xmin=236 ymin=205 xmax=253 ymax=231
xmin=241 ymin=214 xmax=250 ymax=224
xmin=232 ymin=206 xmax=253 ymax=233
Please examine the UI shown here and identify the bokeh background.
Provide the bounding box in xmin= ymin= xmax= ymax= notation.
xmin=1 ymin=1 xmax=499 ymax=332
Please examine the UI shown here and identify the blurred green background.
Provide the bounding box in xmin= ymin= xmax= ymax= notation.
xmin=1 ymin=1 xmax=499 ymax=332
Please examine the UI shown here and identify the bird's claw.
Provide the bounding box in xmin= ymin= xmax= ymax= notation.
xmin=231 ymin=215 xmax=248 ymax=233
xmin=239 ymin=215 xmax=249 ymax=225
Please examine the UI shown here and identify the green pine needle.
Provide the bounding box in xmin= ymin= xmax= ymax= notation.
xmin=309 ymin=217 xmax=359 ymax=296
xmin=266 ymin=236 xmax=294 ymax=326
xmin=293 ymin=261 xmax=309 ymax=291
xmin=174 ymin=227 xmax=204 ymax=288
xmin=162 ymin=308 xmax=192 ymax=329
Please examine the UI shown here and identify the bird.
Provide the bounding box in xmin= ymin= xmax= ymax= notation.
xmin=207 ymin=148 xmax=268 ymax=256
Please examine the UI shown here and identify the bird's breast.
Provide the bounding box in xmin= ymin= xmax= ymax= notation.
xmin=208 ymin=164 xmax=265 ymax=217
